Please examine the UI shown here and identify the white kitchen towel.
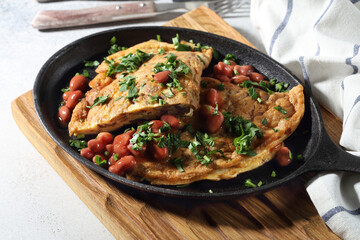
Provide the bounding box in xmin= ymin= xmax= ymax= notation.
xmin=250 ymin=0 xmax=360 ymax=239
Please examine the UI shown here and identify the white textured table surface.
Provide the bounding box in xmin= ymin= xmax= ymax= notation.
xmin=0 ymin=1 xmax=264 ymax=239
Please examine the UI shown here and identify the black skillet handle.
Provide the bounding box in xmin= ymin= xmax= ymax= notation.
xmin=302 ymin=130 xmax=360 ymax=173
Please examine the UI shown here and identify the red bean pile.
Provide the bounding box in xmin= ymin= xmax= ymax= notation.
xmin=80 ymin=114 xmax=180 ymax=176
xmin=213 ymin=60 xmax=265 ymax=84
xmin=58 ymin=75 xmax=88 ymax=126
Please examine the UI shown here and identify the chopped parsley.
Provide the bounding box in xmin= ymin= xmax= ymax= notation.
xmin=209 ymin=189 xmax=213 ymax=194
xmin=129 ymin=122 xmax=163 ymax=151
xmin=161 ymin=88 xmax=175 ymax=98
xmin=223 ymin=53 xmax=236 ymax=61
xmin=193 ymin=43 xmax=210 ymax=52
xmin=187 ymin=131 xmax=224 ymax=166
xmin=153 ymin=53 xmax=191 ymax=90
xmin=114 ymin=96 xmax=123 ymax=101
xmin=261 ymin=118 xmax=268 ymax=125
xmin=158 ymin=48 xmax=166 ymax=55
xmin=87 ymin=95 xmax=110 ymax=108
xmin=248 ymin=86 xmax=258 ymax=101
xmin=257 ymin=181 xmax=263 ymax=187
xmin=271 ymin=171 xmax=276 ymax=177
xmin=297 ymin=154 xmax=304 ymax=160
xmin=212 ymin=104 xmax=219 ymax=115
xmin=108 ymin=36 xmax=128 ymax=54
xmin=156 ymin=35 xmax=162 ymax=42
xmin=197 ymin=55 xmax=206 ymax=65
xmin=240 ymin=78 xmax=290 ymax=94
xmin=105 ymin=49 xmax=153 ymax=76
xmin=113 ymin=153 xmax=119 ymax=161
xmin=158 ymin=132 xmax=189 ymax=153
xmin=171 ymin=158 xmax=184 ymax=172
xmin=223 ymin=112 xmax=263 ymax=156
xmin=94 ymin=155 xmax=107 ymax=167
xmin=233 ymin=69 xmax=239 ymax=75
xmin=69 ymin=139 xmax=87 ymax=151
xmin=200 ymin=80 xmax=208 ymax=88
xmin=289 ymin=149 xmax=293 ymax=160
xmin=118 ymin=75 xmax=138 ymax=101
xmin=217 ymin=83 xmax=225 ymax=91
xmin=76 ymin=70 xmax=89 ymax=78
xmin=274 ymin=105 xmax=287 ymax=115
xmin=245 ymin=179 xmax=257 ymax=188
xmin=148 ymin=94 xmax=166 ymax=105
xmin=84 ymin=60 xmax=100 ymax=67
xmin=61 ymin=87 xmax=70 ymax=92
xmin=272 ymin=128 xmax=279 ymax=132
xmin=172 ymin=34 xmax=192 ymax=51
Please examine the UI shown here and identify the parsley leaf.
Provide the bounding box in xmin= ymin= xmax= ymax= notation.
xmin=245 ymin=179 xmax=257 ymax=188
xmin=118 ymin=75 xmax=138 ymax=101
xmin=223 ymin=112 xmax=263 ymax=156
xmin=158 ymin=48 xmax=166 ymax=55
xmin=187 ymin=131 xmax=224 ymax=166
xmin=200 ymin=80 xmax=208 ymax=88
xmin=156 ymin=35 xmax=162 ymax=42
xmin=223 ymin=53 xmax=236 ymax=61
xmin=171 ymin=158 xmax=184 ymax=172
xmin=248 ymin=86 xmax=258 ymax=101
xmin=261 ymin=118 xmax=268 ymax=125
xmin=240 ymin=79 xmax=290 ymax=94
xmin=105 ymin=50 xmax=153 ymax=76
xmin=87 ymin=95 xmax=110 ymax=109
xmin=274 ymin=105 xmax=287 ymax=115
xmin=172 ymin=33 xmax=192 ymax=51
xmin=61 ymin=87 xmax=70 ymax=92
xmin=84 ymin=60 xmax=100 ymax=67
xmin=197 ymin=55 xmax=206 ymax=65
xmin=69 ymin=139 xmax=87 ymax=151
xmin=94 ymin=155 xmax=107 ymax=167
xmin=148 ymin=94 xmax=166 ymax=105
xmin=108 ymin=36 xmax=128 ymax=54
xmin=153 ymin=53 xmax=191 ymax=90
xmin=217 ymin=83 xmax=225 ymax=91
xmin=271 ymin=171 xmax=276 ymax=177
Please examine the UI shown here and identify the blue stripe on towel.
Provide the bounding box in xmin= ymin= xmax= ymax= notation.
xmin=313 ymin=0 xmax=335 ymax=56
xmin=322 ymin=206 xmax=360 ymax=222
xmin=299 ymin=56 xmax=312 ymax=91
xmin=268 ymin=0 xmax=293 ymax=56
xmin=342 ymin=44 xmax=359 ymax=89
xmin=344 ymin=95 xmax=360 ymax=126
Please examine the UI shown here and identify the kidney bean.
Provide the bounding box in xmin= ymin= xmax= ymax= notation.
xmin=127 ymin=144 xmax=146 ymax=157
xmin=65 ymin=90 xmax=82 ymax=110
xmin=108 ymin=155 xmax=136 ymax=176
xmin=150 ymin=120 xmax=165 ymax=133
xmin=58 ymin=106 xmax=71 ymax=124
xmin=214 ymin=74 xmax=231 ymax=83
xmin=113 ymin=144 xmax=131 ymax=158
xmin=105 ymin=144 xmax=114 ymax=157
xmin=154 ymin=70 xmax=171 ymax=83
xmin=113 ymin=130 xmax=134 ymax=146
xmin=234 ymin=65 xmax=254 ymax=76
xmin=232 ymin=75 xmax=250 ymax=84
xmin=275 ymin=147 xmax=292 ymax=167
xmin=160 ymin=114 xmax=180 ymax=129
xmin=62 ymin=91 xmax=73 ymax=101
xmin=70 ymin=75 xmax=88 ymax=91
xmin=249 ymin=72 xmax=264 ymax=82
xmin=205 ymin=112 xmax=224 ymax=133
xmin=214 ymin=62 xmax=226 ymax=75
xmin=223 ymin=64 xmax=235 ymax=77
xmin=97 ymin=132 xmax=113 ymax=145
xmin=205 ymin=88 xmax=222 ymax=108
xmin=149 ymin=142 xmax=168 ymax=162
xmin=199 ymin=105 xmax=215 ymax=118
xmin=88 ymin=139 xmax=105 ymax=154
xmin=80 ymin=147 xmax=95 ymax=160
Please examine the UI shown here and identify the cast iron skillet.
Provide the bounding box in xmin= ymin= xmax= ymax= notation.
xmin=33 ymin=26 xmax=360 ymax=199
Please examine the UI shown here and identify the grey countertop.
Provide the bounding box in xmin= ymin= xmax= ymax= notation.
xmin=0 ymin=1 xmax=264 ymax=239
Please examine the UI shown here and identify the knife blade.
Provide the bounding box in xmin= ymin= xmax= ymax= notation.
xmin=32 ymin=1 xmax=202 ymax=30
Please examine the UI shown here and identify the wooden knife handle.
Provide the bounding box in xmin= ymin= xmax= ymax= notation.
xmin=32 ymin=2 xmax=156 ymax=30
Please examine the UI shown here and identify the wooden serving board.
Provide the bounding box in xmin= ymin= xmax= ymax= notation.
xmin=12 ymin=6 xmax=342 ymax=240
